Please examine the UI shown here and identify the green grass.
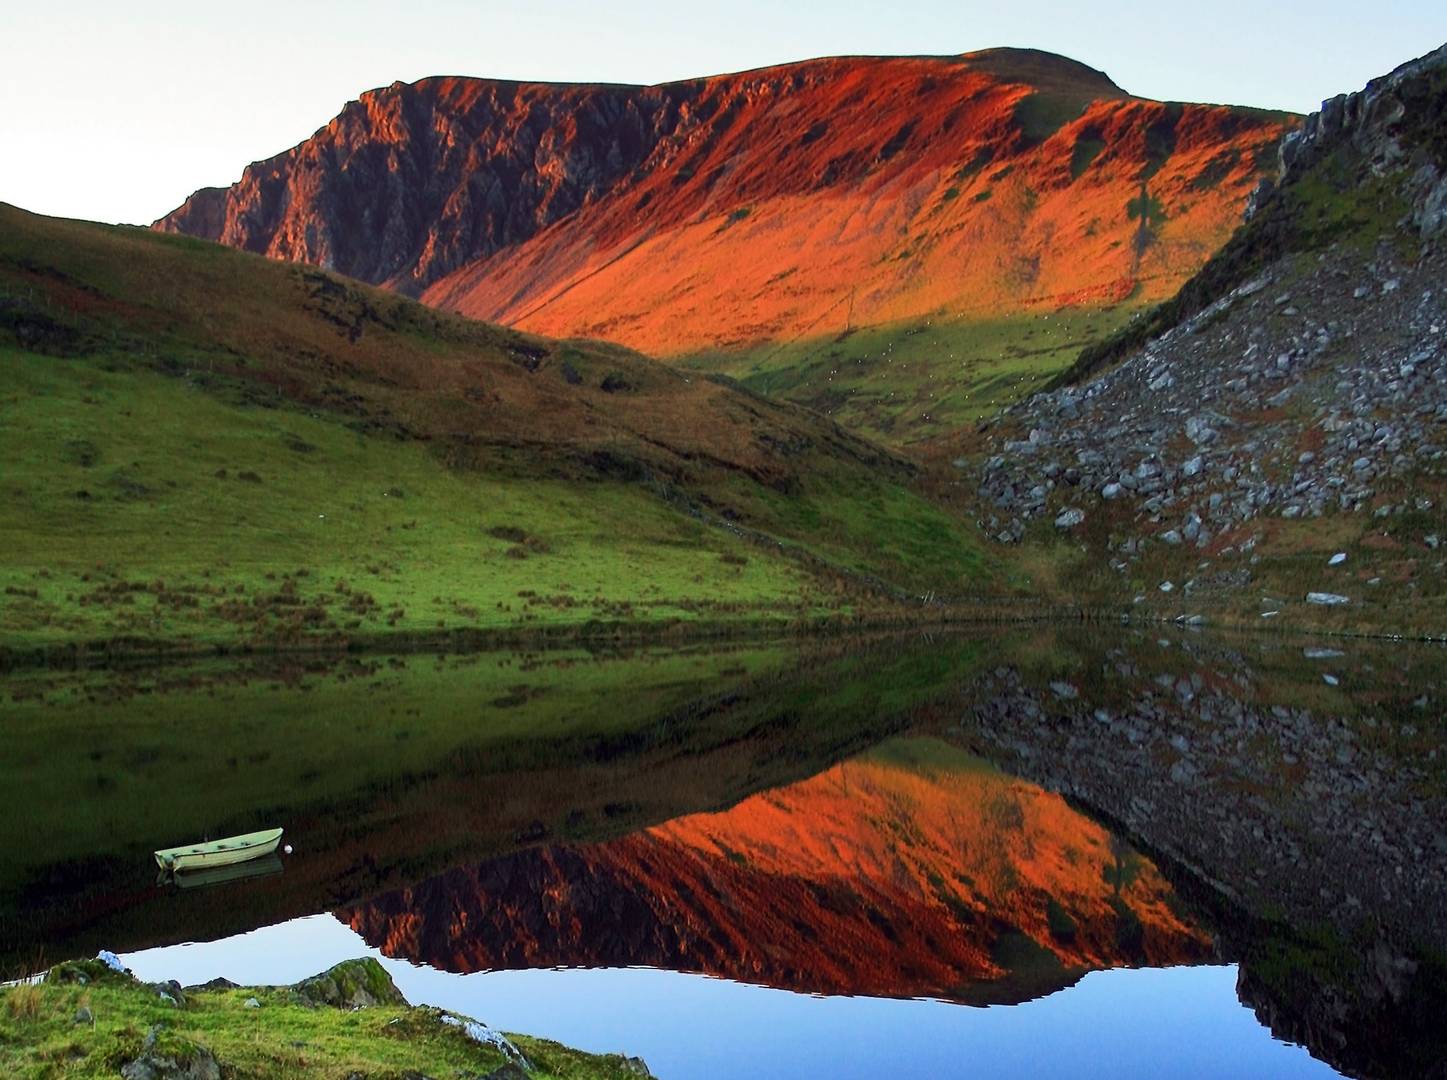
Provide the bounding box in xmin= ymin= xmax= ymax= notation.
xmin=0 ymin=347 xmax=817 ymax=649
xmin=0 ymin=203 xmax=995 ymax=651
xmin=0 ymin=960 xmax=646 ymax=1078
xmin=683 ymin=306 xmax=1141 ymax=446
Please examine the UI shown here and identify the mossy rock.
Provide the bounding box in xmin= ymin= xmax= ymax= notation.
xmin=46 ymin=958 xmax=133 ymax=987
xmin=117 ymin=1027 xmax=221 ymax=1080
xmin=289 ymin=958 xmax=407 ymax=1009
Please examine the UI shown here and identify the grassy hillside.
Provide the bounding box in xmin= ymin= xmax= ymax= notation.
xmin=684 ymin=305 xmax=1142 ymax=444
xmin=0 ymin=204 xmax=991 ymax=654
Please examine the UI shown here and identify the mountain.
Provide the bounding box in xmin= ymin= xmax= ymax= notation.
xmin=154 ymin=50 xmax=1295 ymax=442
xmin=0 ymin=203 xmax=988 ymax=657
xmin=342 ymin=738 xmax=1210 ymax=1003
xmin=961 ymin=43 xmax=1447 ymax=633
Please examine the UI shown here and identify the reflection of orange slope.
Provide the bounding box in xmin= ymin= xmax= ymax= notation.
xmin=158 ymin=51 xmax=1293 ymax=360
xmin=343 ymin=739 xmax=1210 ymax=1001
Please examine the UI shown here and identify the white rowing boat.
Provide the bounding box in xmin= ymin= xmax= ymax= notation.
xmin=154 ymin=828 xmax=284 ymax=874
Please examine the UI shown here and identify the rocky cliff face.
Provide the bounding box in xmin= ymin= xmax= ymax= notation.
xmin=155 ymin=50 xmax=1292 ymax=357
xmin=1275 ymin=43 xmax=1447 ymax=237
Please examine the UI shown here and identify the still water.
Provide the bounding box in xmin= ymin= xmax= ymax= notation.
xmin=3 ymin=629 xmax=1444 ymax=1077
xmin=125 ymin=917 xmax=1331 ymax=1079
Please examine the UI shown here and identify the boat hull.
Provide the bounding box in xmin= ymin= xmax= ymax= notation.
xmin=154 ymin=828 xmax=284 ymax=873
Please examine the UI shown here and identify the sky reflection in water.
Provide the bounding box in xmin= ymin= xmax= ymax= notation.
xmin=124 ymin=915 xmax=1338 ymax=1079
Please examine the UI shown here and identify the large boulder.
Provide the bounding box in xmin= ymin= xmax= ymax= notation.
xmin=289 ymin=957 xmax=407 ymax=1009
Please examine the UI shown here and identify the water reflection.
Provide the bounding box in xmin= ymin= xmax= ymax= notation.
xmin=344 ymin=738 xmax=1210 ymax=1003
xmin=2 ymin=629 xmax=1444 ymax=1078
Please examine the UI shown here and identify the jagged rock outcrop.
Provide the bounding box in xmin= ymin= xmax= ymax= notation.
xmin=1279 ymin=42 xmax=1447 ymax=237
xmin=155 ymin=50 xmax=1292 ymax=356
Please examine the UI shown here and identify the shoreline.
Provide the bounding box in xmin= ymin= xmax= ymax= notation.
xmin=2 ymin=601 xmax=1442 ymax=674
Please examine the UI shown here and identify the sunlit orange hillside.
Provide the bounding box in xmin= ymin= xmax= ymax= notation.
xmin=156 ymin=50 xmax=1294 ymax=365
xmin=343 ymin=738 xmax=1210 ymax=1002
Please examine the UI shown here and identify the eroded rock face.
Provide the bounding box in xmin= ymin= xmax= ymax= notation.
xmin=154 ymin=49 xmax=1292 ymax=355
xmin=1279 ymin=42 xmax=1447 ymax=237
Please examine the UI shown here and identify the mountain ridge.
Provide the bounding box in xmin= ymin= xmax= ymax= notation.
xmin=154 ymin=48 xmax=1293 ymax=372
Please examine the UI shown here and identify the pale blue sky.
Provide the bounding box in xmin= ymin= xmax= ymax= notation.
xmin=3 ymin=1 xmax=1444 ymax=225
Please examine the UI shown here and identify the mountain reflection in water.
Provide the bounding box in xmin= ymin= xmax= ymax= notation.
xmin=4 ymin=629 xmax=1445 ymax=1078
xmin=344 ymin=738 xmax=1209 ymax=1003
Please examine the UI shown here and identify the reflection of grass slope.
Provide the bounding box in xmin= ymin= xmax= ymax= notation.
xmin=685 ymin=306 xmax=1139 ymax=445
xmin=0 ymin=634 xmax=986 ymax=965
xmin=0 ymin=646 xmax=792 ymax=888
xmin=0 ymin=205 xmax=991 ymax=650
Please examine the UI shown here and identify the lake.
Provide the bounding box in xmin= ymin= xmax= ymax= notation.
xmin=3 ymin=628 xmax=1443 ymax=1078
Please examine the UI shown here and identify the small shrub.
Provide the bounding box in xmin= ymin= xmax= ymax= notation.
xmin=488 ymin=525 xmax=551 ymax=554
xmin=4 ymin=983 xmax=42 ymax=1021
xmin=62 ymin=439 xmax=100 ymax=467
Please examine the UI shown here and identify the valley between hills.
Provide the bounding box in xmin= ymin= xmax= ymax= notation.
xmin=2 ymin=45 xmax=1445 ymax=660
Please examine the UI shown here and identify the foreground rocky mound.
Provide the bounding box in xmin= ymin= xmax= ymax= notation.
xmin=972 ymin=44 xmax=1446 ymax=631
xmin=1 ymin=956 xmax=650 ymax=1079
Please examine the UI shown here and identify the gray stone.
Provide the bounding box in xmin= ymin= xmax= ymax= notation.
xmin=120 ymin=1039 xmax=222 ymax=1080
xmin=1054 ymin=508 xmax=1085 ymax=529
xmin=290 ymin=958 xmax=407 ymax=1010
